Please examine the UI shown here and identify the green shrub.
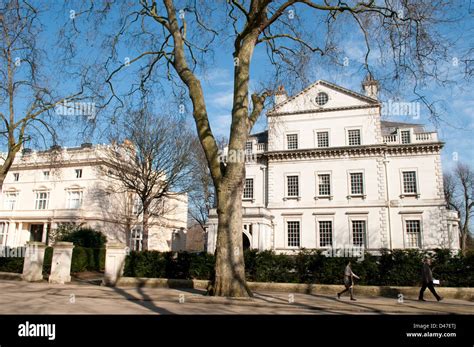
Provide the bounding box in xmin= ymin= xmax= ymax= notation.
xmin=121 ymin=248 xmax=473 ymax=287
xmin=43 ymin=246 xmax=105 ymax=274
xmin=58 ymin=227 xmax=107 ymax=249
xmin=0 ymin=257 xmax=24 ymax=273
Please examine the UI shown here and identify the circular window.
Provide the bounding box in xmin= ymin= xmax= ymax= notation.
xmin=315 ymin=92 xmax=329 ymax=106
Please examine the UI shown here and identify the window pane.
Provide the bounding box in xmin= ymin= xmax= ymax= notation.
xmin=287 ymin=134 xmax=298 ymax=150
xmin=287 ymin=221 xmax=300 ymax=247
xmin=401 ymin=130 xmax=411 ymax=144
xmin=245 ymin=141 xmax=253 ymax=154
xmin=348 ymin=129 xmax=361 ymax=146
xmin=350 ymin=173 xmax=364 ymax=195
xmin=406 ymin=220 xmax=421 ymax=248
xmin=352 ymin=220 xmax=366 ymax=247
xmin=243 ymin=178 xmax=254 ymax=199
xmin=318 ymin=174 xmax=331 ymax=196
xmin=319 ymin=221 xmax=332 ymax=247
xmin=317 ymin=132 xmax=329 ymax=147
xmin=287 ymin=175 xmax=299 ymax=197
xmin=403 ymin=171 xmax=417 ymax=194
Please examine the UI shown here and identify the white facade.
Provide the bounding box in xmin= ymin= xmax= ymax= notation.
xmin=207 ymin=78 xmax=460 ymax=253
xmin=0 ymin=144 xmax=188 ymax=251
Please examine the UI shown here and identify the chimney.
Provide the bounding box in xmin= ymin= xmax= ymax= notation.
xmin=274 ymin=85 xmax=287 ymax=105
xmin=362 ymin=73 xmax=379 ymax=99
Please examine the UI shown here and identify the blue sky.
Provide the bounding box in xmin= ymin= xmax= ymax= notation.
xmin=2 ymin=0 xmax=473 ymax=174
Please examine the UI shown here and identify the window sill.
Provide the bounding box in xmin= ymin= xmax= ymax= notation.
xmin=314 ymin=195 xmax=333 ymax=200
xmin=242 ymin=198 xmax=255 ymax=203
xmin=347 ymin=194 xmax=366 ymax=200
xmin=400 ymin=193 xmax=420 ymax=199
xmin=283 ymin=196 xmax=301 ymax=201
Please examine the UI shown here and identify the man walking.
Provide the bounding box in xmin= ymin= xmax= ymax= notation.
xmin=337 ymin=261 xmax=360 ymax=301
xmin=419 ymin=258 xmax=443 ymax=302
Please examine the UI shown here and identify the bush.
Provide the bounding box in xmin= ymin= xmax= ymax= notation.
xmin=43 ymin=246 xmax=105 ymax=275
xmin=57 ymin=227 xmax=107 ymax=249
xmin=123 ymin=251 xmax=215 ymax=280
xmin=119 ymin=248 xmax=474 ymax=287
xmin=0 ymin=257 xmax=24 ymax=273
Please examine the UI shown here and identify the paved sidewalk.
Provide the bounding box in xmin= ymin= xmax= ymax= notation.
xmin=0 ymin=280 xmax=472 ymax=315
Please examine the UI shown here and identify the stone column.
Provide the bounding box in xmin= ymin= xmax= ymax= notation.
xmin=41 ymin=223 xmax=48 ymax=244
xmin=49 ymin=242 xmax=74 ymax=284
xmin=102 ymin=242 xmax=127 ymax=286
xmin=22 ymin=241 xmax=47 ymax=281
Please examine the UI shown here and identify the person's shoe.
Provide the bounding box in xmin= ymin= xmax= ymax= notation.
xmin=437 ymin=297 xmax=443 ymax=302
xmin=350 ymin=298 xmax=357 ymax=301
xmin=337 ymin=293 xmax=341 ymax=299
xmin=418 ymin=298 xmax=426 ymax=301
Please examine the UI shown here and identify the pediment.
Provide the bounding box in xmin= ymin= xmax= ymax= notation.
xmin=269 ymin=80 xmax=379 ymax=115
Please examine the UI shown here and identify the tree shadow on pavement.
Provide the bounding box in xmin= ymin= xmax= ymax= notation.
xmin=111 ymin=286 xmax=174 ymax=314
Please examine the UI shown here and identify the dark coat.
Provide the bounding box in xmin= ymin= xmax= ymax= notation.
xmin=421 ymin=263 xmax=433 ymax=283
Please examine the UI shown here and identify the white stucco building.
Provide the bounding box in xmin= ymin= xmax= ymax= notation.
xmin=0 ymin=143 xmax=188 ymax=251
xmin=207 ymin=77 xmax=460 ymax=253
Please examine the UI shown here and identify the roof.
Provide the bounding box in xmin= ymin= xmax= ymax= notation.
xmin=249 ymin=130 xmax=268 ymax=143
xmin=381 ymin=121 xmax=425 ymax=134
xmin=269 ymin=79 xmax=379 ymax=114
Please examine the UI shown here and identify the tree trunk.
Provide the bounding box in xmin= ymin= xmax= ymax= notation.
xmin=142 ymin=208 xmax=149 ymax=251
xmin=211 ymin=178 xmax=252 ymax=297
xmin=0 ymin=173 xmax=6 ymax=191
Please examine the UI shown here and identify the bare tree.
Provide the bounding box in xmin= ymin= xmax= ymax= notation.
xmin=444 ymin=162 xmax=474 ymax=254
xmin=100 ymin=109 xmax=194 ymax=250
xmin=0 ymin=0 xmax=87 ymax=188
xmin=63 ymin=0 xmax=470 ymax=296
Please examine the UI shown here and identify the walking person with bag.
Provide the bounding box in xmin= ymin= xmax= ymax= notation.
xmin=337 ymin=261 xmax=360 ymax=301
xmin=419 ymin=257 xmax=443 ymax=302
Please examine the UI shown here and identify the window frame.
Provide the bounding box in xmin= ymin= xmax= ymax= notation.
xmin=285 ymin=219 xmax=301 ymax=248
xmin=347 ymin=170 xmax=366 ymax=199
xmin=316 ymin=218 xmax=334 ymax=248
xmin=243 ymin=177 xmax=255 ymax=201
xmin=314 ymin=129 xmax=330 ymax=148
xmin=285 ymin=132 xmax=299 ymax=150
xmin=66 ymin=190 xmax=83 ymax=209
xmin=315 ymin=171 xmax=332 ymax=200
xmin=245 ymin=141 xmax=253 ymax=155
xmin=284 ymin=173 xmax=300 ymax=200
xmin=346 ymin=127 xmax=362 ymax=146
xmin=403 ymin=216 xmax=423 ymax=249
xmin=400 ymin=129 xmax=412 ymax=144
xmin=34 ymin=190 xmax=50 ymax=210
xmin=75 ymin=169 xmax=83 ymax=179
xmin=349 ymin=217 xmax=368 ymax=248
xmin=400 ymin=168 xmax=420 ymax=198
xmin=3 ymin=191 xmax=18 ymax=210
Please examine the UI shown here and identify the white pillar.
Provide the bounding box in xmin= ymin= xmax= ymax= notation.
xmin=22 ymin=241 xmax=47 ymax=281
xmin=5 ymin=221 xmax=11 ymax=247
xmin=102 ymin=242 xmax=127 ymax=286
xmin=15 ymin=222 xmax=23 ymax=247
xmin=41 ymin=223 xmax=48 ymax=243
xmin=49 ymin=242 xmax=74 ymax=284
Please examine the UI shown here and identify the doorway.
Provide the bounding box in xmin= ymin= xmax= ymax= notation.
xmin=29 ymin=224 xmax=44 ymax=242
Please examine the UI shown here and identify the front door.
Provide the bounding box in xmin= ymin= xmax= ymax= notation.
xmin=29 ymin=224 xmax=44 ymax=242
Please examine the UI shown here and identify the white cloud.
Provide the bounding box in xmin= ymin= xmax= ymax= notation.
xmin=209 ymin=91 xmax=234 ymax=109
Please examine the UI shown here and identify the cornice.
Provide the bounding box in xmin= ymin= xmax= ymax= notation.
xmin=265 ymin=143 xmax=444 ymax=161
xmin=267 ymin=103 xmax=380 ymax=117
